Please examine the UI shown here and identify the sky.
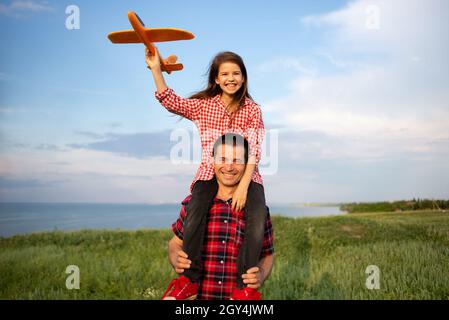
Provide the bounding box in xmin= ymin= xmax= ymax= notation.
xmin=0 ymin=0 xmax=448 ymax=204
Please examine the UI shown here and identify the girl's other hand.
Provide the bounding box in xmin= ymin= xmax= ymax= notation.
xmin=232 ymin=184 xmax=248 ymax=212
xmin=145 ymin=47 xmax=161 ymax=72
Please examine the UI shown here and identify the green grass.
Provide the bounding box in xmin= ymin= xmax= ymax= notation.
xmin=1 ymin=210 xmax=448 ymax=299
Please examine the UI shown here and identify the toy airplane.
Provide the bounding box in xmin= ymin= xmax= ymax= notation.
xmin=108 ymin=11 xmax=195 ymax=74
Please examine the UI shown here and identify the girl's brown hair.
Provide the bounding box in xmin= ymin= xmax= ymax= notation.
xmin=189 ymin=51 xmax=254 ymax=109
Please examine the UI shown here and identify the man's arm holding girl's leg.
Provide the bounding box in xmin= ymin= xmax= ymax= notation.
xmin=168 ymin=235 xmax=191 ymax=274
xmin=241 ymin=253 xmax=274 ymax=289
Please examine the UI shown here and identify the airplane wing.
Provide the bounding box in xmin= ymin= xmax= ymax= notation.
xmin=108 ymin=11 xmax=194 ymax=74
xmin=108 ymin=28 xmax=194 ymax=44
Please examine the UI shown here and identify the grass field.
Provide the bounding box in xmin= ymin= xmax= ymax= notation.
xmin=0 ymin=210 xmax=448 ymax=299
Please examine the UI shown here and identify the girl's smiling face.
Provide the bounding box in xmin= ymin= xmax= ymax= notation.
xmin=215 ymin=62 xmax=244 ymax=98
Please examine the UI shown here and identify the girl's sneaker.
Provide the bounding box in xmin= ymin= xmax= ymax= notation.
xmin=231 ymin=287 xmax=261 ymax=300
xmin=161 ymin=276 xmax=198 ymax=300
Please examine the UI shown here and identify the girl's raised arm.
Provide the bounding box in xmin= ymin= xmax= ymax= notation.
xmin=145 ymin=48 xmax=201 ymax=121
xmin=146 ymin=47 xmax=168 ymax=93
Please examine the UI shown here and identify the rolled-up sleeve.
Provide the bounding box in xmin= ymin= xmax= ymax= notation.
xmin=155 ymin=88 xmax=201 ymax=121
xmin=171 ymin=197 xmax=190 ymax=240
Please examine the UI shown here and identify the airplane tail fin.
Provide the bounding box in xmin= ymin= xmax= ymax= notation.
xmin=164 ymin=55 xmax=178 ymax=64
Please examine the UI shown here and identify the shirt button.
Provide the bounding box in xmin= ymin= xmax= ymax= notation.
xmin=218 ymin=281 xmax=222 ymax=285
xmin=224 ymin=220 xmax=228 ymax=223
xmin=220 ymin=260 xmax=224 ymax=264
xmin=222 ymin=240 xmax=225 ymax=244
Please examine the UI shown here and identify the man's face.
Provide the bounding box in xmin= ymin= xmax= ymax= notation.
xmin=213 ymin=144 xmax=246 ymax=187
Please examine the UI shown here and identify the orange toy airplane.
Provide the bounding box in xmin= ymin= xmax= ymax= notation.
xmin=108 ymin=11 xmax=194 ymax=74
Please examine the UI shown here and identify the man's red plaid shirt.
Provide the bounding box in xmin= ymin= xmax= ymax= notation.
xmin=155 ymin=88 xmax=265 ymax=191
xmin=172 ymin=195 xmax=274 ymax=300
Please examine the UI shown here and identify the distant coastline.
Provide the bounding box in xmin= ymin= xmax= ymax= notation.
xmin=292 ymin=202 xmax=343 ymax=208
xmin=0 ymin=202 xmax=343 ymax=237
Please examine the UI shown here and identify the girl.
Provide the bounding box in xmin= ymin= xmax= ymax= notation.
xmin=146 ymin=48 xmax=267 ymax=300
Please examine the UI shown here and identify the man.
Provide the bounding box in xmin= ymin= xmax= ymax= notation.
xmin=162 ymin=133 xmax=274 ymax=300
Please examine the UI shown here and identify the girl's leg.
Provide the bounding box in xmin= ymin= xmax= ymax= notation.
xmin=182 ymin=178 xmax=218 ymax=282
xmin=236 ymin=181 xmax=267 ymax=289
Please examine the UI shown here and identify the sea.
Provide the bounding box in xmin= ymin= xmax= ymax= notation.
xmin=0 ymin=202 xmax=344 ymax=237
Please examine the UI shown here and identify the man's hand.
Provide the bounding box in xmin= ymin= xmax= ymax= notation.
xmin=242 ymin=266 xmax=264 ymax=289
xmin=174 ymin=250 xmax=191 ymax=274
xmin=231 ymin=183 xmax=248 ymax=212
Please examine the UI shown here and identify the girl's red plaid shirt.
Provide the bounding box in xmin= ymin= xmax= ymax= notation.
xmin=155 ymin=88 xmax=265 ymax=191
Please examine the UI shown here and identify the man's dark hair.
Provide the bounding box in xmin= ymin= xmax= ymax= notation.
xmin=212 ymin=133 xmax=249 ymax=163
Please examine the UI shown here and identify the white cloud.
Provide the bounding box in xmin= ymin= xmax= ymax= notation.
xmin=0 ymin=0 xmax=54 ymax=16
xmin=0 ymin=148 xmax=196 ymax=179
xmin=302 ymin=0 xmax=449 ymax=60
xmin=256 ymin=0 xmax=449 ymax=202
xmin=264 ymin=0 xmax=449 ymax=153
xmin=0 ymin=148 xmax=197 ymax=203
xmin=256 ymin=57 xmax=316 ymax=76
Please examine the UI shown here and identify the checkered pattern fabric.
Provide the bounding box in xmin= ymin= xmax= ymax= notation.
xmin=172 ymin=195 xmax=274 ymax=300
xmin=155 ymin=88 xmax=264 ymax=191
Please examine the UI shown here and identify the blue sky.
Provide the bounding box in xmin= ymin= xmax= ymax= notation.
xmin=1 ymin=0 xmax=448 ymax=204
